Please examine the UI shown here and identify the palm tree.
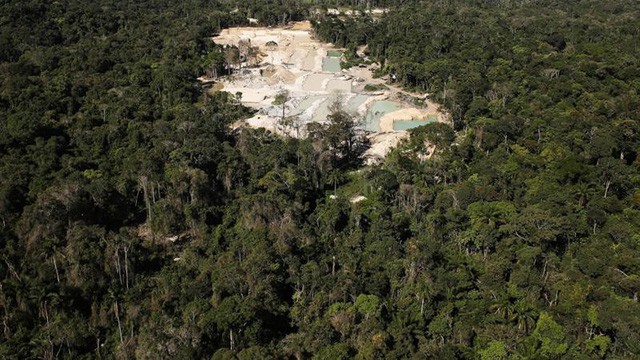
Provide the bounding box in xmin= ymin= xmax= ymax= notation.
xmin=489 ymin=296 xmax=537 ymax=335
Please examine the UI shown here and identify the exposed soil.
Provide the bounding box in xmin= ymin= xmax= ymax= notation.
xmin=208 ymin=21 xmax=449 ymax=162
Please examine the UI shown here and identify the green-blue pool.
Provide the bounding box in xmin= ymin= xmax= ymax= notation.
xmin=327 ymin=50 xmax=342 ymax=57
xmin=323 ymin=57 xmax=341 ymax=72
xmin=392 ymin=115 xmax=438 ymax=131
xmin=364 ymin=101 xmax=399 ymax=132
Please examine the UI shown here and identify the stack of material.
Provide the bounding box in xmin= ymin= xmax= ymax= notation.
xmin=264 ymin=65 xmax=296 ymax=85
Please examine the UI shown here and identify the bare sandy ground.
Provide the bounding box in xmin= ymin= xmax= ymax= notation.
xmin=366 ymin=132 xmax=407 ymax=164
xmin=302 ymin=74 xmax=333 ymax=92
xmin=209 ymin=21 xmax=448 ymax=162
xmin=326 ymin=79 xmax=352 ymax=92
xmin=302 ymin=49 xmax=317 ymax=71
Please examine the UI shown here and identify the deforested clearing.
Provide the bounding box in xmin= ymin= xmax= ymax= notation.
xmin=210 ymin=21 xmax=449 ymax=161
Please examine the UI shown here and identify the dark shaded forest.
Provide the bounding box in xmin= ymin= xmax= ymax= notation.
xmin=1 ymin=0 xmax=639 ymax=359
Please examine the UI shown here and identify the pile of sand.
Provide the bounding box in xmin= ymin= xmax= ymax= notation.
xmin=264 ymin=65 xmax=297 ymax=85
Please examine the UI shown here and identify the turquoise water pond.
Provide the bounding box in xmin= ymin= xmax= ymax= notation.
xmin=327 ymin=50 xmax=342 ymax=57
xmin=322 ymin=57 xmax=341 ymax=72
xmin=393 ymin=115 xmax=438 ymax=131
xmin=364 ymin=101 xmax=399 ymax=132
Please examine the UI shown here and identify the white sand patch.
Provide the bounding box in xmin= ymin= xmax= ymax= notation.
xmin=311 ymin=98 xmax=333 ymax=122
xmin=290 ymin=48 xmax=307 ymax=66
xmin=326 ymin=79 xmax=352 ymax=92
xmin=294 ymin=73 xmax=308 ymax=88
xmin=350 ymin=195 xmax=367 ymax=204
xmin=224 ymin=86 xmax=278 ymax=107
xmin=314 ymin=48 xmax=327 ymax=72
xmin=320 ymin=77 xmax=332 ymax=90
xmin=302 ymin=48 xmax=317 ymax=71
xmin=305 ymin=97 xmax=329 ymax=123
xmin=365 ymin=132 xmax=409 ymax=164
xmin=303 ymin=74 xmax=333 ymax=92
xmin=246 ymin=114 xmax=280 ymax=133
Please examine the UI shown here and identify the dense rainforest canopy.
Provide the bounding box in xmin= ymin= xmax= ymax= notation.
xmin=1 ymin=0 xmax=639 ymax=359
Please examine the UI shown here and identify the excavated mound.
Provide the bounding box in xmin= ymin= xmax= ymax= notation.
xmin=263 ymin=65 xmax=296 ymax=85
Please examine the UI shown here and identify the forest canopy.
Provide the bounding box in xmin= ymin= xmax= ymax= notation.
xmin=1 ymin=0 xmax=639 ymax=359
